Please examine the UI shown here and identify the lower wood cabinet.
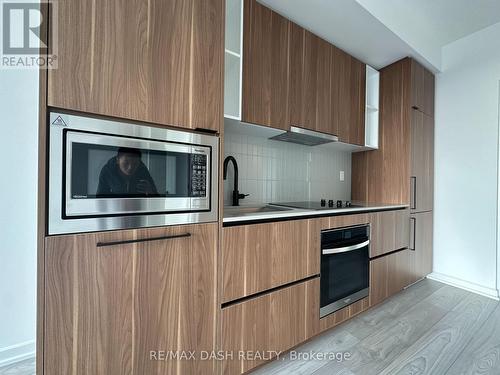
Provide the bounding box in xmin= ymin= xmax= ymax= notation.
xmin=44 ymin=223 xmax=217 ymax=375
xmin=221 ymin=278 xmax=320 ymax=375
xmin=222 ymin=219 xmax=320 ymax=303
xmin=409 ymin=211 xmax=433 ymax=282
xmin=370 ymin=209 xmax=410 ymax=257
xmin=369 ymin=249 xmax=413 ymax=306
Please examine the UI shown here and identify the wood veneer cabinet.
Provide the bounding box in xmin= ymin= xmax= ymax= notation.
xmin=221 ymin=219 xmax=320 ymax=303
xmin=288 ymin=26 xmax=333 ymax=134
xmin=219 ymin=209 xmax=414 ymax=373
xmin=332 ymin=49 xmax=366 ymax=145
xmin=49 ymin=0 xmax=224 ymax=132
xmin=241 ymin=0 xmax=290 ymax=130
xmin=411 ymin=110 xmax=434 ymax=212
xmin=44 ymin=223 xmax=217 ymax=375
xmin=370 ymin=209 xmax=410 ymax=258
xmin=410 ymin=211 xmax=433 ymax=282
xmin=221 ymin=278 xmax=320 ymax=375
xmin=352 ymin=58 xmax=412 ymax=204
xmin=369 ymin=249 xmax=413 ymax=306
xmin=353 ymin=58 xmax=435 ymax=285
xmin=241 ymin=0 xmax=366 ymax=144
xmin=411 ymin=59 xmax=435 ymax=117
xmin=352 ymin=57 xmax=434 ymax=208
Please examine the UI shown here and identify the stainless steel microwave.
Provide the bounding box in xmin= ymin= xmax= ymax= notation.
xmin=48 ymin=111 xmax=219 ymax=235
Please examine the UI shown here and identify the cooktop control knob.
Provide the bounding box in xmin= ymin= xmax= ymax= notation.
xmin=345 ymin=201 xmax=352 ymax=207
xmin=328 ymin=200 xmax=334 ymax=207
xmin=321 ymin=199 xmax=326 ymax=207
xmin=336 ymin=200 xmax=343 ymax=208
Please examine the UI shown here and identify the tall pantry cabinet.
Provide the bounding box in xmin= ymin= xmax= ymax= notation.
xmin=41 ymin=1 xmax=224 ymax=374
xmin=352 ymin=57 xmax=435 ymax=283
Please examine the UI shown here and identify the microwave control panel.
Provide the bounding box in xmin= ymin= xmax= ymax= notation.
xmin=190 ymin=154 xmax=208 ymax=197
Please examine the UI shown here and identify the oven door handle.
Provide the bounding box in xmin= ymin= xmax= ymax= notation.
xmin=322 ymin=240 xmax=370 ymax=255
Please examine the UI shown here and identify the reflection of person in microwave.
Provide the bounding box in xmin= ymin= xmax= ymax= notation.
xmin=97 ymin=147 xmax=158 ymax=197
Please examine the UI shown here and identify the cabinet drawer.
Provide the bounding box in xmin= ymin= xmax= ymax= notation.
xmin=370 ymin=209 xmax=410 ymax=258
xmin=222 ymin=219 xmax=320 ymax=302
xmin=221 ymin=278 xmax=320 ymax=374
xmin=369 ymin=249 xmax=412 ymax=306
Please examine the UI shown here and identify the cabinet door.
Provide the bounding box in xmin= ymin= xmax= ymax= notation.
xmin=423 ymin=69 xmax=435 ymax=117
xmin=242 ymin=0 xmax=290 ymax=130
xmin=48 ymin=0 xmax=223 ymax=132
xmin=221 ymin=278 xmax=319 ymax=375
xmin=222 ymin=219 xmax=320 ymax=303
xmin=349 ymin=57 xmax=367 ymax=145
xmin=45 ymin=223 xmax=217 ymax=375
xmin=313 ymin=36 xmax=333 ymax=135
xmin=410 ymin=211 xmax=433 ymax=281
xmin=411 ymin=109 xmax=434 ymax=212
xmin=369 ymin=249 xmax=412 ymax=306
xmin=411 ymin=59 xmax=435 ymax=117
xmin=289 ymin=27 xmax=332 ymax=133
xmin=411 ymin=59 xmax=425 ymax=113
xmin=332 ymin=48 xmax=366 ymax=145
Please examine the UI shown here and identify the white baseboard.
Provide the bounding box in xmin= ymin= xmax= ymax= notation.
xmin=0 ymin=340 xmax=35 ymax=367
xmin=427 ymin=272 xmax=500 ymax=301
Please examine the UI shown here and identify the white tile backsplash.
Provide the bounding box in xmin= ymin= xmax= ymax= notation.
xmin=223 ymin=130 xmax=352 ymax=206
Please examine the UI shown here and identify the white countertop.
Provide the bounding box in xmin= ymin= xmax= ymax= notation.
xmin=223 ymin=202 xmax=409 ymax=225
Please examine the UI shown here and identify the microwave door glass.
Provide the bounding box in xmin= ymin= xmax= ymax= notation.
xmin=70 ymin=142 xmax=199 ymax=200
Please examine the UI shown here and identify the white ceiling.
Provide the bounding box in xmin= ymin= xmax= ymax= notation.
xmin=358 ymin=0 xmax=500 ymax=47
xmin=258 ymin=0 xmax=500 ymax=72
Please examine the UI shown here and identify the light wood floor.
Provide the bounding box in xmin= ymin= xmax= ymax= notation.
xmin=2 ymin=280 xmax=498 ymax=375
xmin=254 ymin=279 xmax=500 ymax=375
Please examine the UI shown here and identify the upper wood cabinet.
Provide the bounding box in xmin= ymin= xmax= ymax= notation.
xmin=411 ymin=59 xmax=435 ymax=117
xmin=222 ymin=219 xmax=320 ymax=303
xmin=44 ymin=223 xmax=217 ymax=375
xmin=241 ymin=0 xmax=367 ymax=145
xmin=289 ymin=26 xmax=333 ymax=134
xmin=411 ymin=109 xmax=434 ymax=212
xmin=241 ymin=0 xmax=290 ymax=130
xmin=332 ymin=50 xmax=366 ymax=145
xmin=48 ymin=0 xmax=224 ymax=132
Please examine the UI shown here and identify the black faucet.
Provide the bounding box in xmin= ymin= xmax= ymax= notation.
xmin=223 ymin=156 xmax=248 ymax=206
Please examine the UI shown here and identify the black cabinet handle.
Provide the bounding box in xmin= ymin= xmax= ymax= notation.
xmin=410 ymin=176 xmax=417 ymax=210
xmin=410 ymin=217 xmax=416 ymax=251
xmin=97 ymin=233 xmax=191 ymax=247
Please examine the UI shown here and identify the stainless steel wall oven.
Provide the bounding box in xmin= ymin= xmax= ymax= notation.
xmin=320 ymin=224 xmax=370 ymax=318
xmin=48 ymin=111 xmax=219 ymax=235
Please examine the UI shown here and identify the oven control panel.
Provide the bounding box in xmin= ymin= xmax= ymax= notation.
xmin=190 ymin=154 xmax=208 ymax=197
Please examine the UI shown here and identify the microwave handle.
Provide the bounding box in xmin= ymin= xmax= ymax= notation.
xmin=322 ymin=240 xmax=370 ymax=255
xmin=97 ymin=233 xmax=191 ymax=247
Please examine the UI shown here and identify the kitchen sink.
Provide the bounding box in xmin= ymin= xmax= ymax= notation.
xmin=224 ymin=205 xmax=293 ymax=217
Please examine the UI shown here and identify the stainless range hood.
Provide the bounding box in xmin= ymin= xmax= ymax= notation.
xmin=269 ymin=126 xmax=339 ymax=146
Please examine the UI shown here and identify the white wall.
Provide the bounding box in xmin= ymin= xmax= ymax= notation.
xmin=432 ymin=22 xmax=500 ymax=299
xmin=0 ymin=65 xmax=39 ymax=364
xmin=223 ymin=130 xmax=352 ymax=206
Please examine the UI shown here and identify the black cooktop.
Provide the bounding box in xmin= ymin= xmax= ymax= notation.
xmin=272 ymin=200 xmax=362 ymax=210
